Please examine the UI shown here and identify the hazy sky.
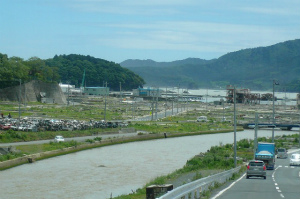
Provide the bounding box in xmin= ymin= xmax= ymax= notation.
xmin=1 ymin=0 xmax=299 ymax=63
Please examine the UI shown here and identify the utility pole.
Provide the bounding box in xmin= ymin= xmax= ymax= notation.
xmin=67 ymin=83 xmax=70 ymax=106
xmin=119 ymin=82 xmax=122 ymax=106
xmin=171 ymin=98 xmax=174 ymax=115
xmin=151 ymin=89 xmax=154 ymax=121
xmin=254 ymin=113 xmax=258 ymax=159
xmin=155 ymin=88 xmax=158 ymax=120
xmin=272 ymin=80 xmax=279 ymax=142
xmin=177 ymin=85 xmax=180 ymax=113
xmin=298 ymin=104 xmax=300 ymax=147
xmin=206 ymin=88 xmax=208 ymax=110
xmin=18 ymin=79 xmax=21 ymax=124
xmin=165 ymin=87 xmax=167 ymax=117
xmin=104 ymin=81 xmax=107 ymax=121
xmin=234 ymin=87 xmax=237 ymax=168
xmin=119 ymin=82 xmax=122 ymax=99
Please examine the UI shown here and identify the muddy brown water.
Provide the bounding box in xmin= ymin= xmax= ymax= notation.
xmin=0 ymin=129 xmax=298 ymax=199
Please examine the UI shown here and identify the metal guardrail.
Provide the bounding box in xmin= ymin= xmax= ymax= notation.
xmin=156 ymin=166 xmax=241 ymax=199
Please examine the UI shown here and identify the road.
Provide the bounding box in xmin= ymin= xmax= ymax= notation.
xmin=0 ymin=132 xmax=139 ymax=147
xmin=213 ymin=149 xmax=300 ymax=199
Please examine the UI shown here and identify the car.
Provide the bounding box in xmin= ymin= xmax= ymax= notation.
xmin=290 ymin=153 xmax=300 ymax=166
xmin=54 ymin=135 xmax=65 ymax=142
xmin=0 ymin=123 xmax=11 ymax=130
xmin=277 ymin=148 xmax=288 ymax=159
xmin=197 ymin=116 xmax=207 ymax=122
xmin=246 ymin=160 xmax=266 ymax=179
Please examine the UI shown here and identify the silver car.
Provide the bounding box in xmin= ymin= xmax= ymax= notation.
xmin=54 ymin=135 xmax=65 ymax=142
xmin=290 ymin=154 xmax=300 ymax=166
xmin=277 ymin=148 xmax=288 ymax=159
xmin=246 ymin=160 xmax=266 ymax=179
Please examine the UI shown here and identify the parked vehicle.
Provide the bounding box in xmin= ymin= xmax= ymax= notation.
xmin=290 ymin=153 xmax=300 ymax=166
xmin=277 ymin=148 xmax=288 ymax=159
xmin=246 ymin=160 xmax=266 ymax=179
xmin=0 ymin=123 xmax=11 ymax=130
xmin=54 ymin=135 xmax=65 ymax=142
xmin=197 ymin=116 xmax=207 ymax=122
xmin=118 ymin=122 xmax=128 ymax=127
xmin=255 ymin=142 xmax=275 ymax=170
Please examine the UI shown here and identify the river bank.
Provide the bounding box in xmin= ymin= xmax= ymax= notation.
xmin=0 ymin=128 xmax=241 ymax=170
xmin=0 ymin=129 xmax=298 ymax=199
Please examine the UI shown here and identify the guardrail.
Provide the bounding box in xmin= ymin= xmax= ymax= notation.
xmin=156 ymin=166 xmax=241 ymax=199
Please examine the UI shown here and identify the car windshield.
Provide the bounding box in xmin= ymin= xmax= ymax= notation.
xmin=278 ymin=149 xmax=285 ymax=152
xmin=249 ymin=162 xmax=263 ymax=166
xmin=291 ymin=154 xmax=300 ymax=159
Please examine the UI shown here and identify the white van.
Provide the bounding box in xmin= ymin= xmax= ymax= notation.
xmin=277 ymin=148 xmax=288 ymax=159
xmin=197 ymin=116 xmax=208 ymax=122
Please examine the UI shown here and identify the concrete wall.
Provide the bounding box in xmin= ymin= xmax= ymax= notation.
xmin=0 ymin=80 xmax=67 ymax=104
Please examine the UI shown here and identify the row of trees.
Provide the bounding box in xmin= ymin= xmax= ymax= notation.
xmin=0 ymin=53 xmax=59 ymax=89
xmin=0 ymin=53 xmax=145 ymax=90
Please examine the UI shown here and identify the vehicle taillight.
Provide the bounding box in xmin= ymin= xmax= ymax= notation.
xmin=263 ymin=165 xmax=266 ymax=170
xmin=247 ymin=165 xmax=250 ymax=170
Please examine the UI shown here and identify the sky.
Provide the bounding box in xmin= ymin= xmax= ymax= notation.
xmin=1 ymin=0 xmax=300 ymax=64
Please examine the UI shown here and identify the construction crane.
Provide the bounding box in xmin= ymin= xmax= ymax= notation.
xmin=80 ymin=69 xmax=85 ymax=93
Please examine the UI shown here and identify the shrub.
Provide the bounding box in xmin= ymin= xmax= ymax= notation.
xmin=85 ymin=139 xmax=95 ymax=143
xmin=94 ymin=137 xmax=102 ymax=141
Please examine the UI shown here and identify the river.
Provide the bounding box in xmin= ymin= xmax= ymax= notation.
xmin=0 ymin=129 xmax=299 ymax=199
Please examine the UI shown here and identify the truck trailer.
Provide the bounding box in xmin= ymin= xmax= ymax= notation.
xmin=255 ymin=142 xmax=275 ymax=170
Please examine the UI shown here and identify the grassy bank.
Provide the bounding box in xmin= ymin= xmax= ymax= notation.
xmin=112 ymin=133 xmax=300 ymax=199
xmin=0 ymin=128 xmax=241 ymax=164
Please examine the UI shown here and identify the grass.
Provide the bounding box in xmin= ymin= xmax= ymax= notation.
xmin=112 ymin=139 xmax=253 ymax=199
xmin=111 ymin=134 xmax=299 ymax=199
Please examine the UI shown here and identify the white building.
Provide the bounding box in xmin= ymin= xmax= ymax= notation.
xmin=59 ymin=83 xmax=75 ymax=93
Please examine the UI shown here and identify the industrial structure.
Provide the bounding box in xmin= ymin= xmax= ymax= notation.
xmin=226 ymin=85 xmax=260 ymax=104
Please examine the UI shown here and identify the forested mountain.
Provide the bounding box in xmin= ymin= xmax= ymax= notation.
xmin=45 ymin=54 xmax=145 ymax=90
xmin=121 ymin=58 xmax=215 ymax=68
xmin=0 ymin=54 xmax=145 ymax=91
xmin=120 ymin=39 xmax=300 ymax=92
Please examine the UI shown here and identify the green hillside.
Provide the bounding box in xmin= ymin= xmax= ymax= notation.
xmin=121 ymin=39 xmax=300 ymax=91
xmin=45 ymin=54 xmax=145 ymax=90
xmin=0 ymin=54 xmax=145 ymax=91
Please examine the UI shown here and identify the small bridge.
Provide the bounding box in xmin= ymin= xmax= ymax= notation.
xmin=244 ymin=123 xmax=300 ymax=130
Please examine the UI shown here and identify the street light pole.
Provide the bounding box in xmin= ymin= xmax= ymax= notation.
xmin=18 ymin=79 xmax=21 ymax=123
xmin=254 ymin=113 xmax=258 ymax=159
xmin=272 ymin=80 xmax=279 ymax=142
xmin=234 ymin=87 xmax=237 ymax=168
xmin=104 ymin=81 xmax=107 ymax=121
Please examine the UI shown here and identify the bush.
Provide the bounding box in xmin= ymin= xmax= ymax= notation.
xmin=85 ymin=139 xmax=95 ymax=143
xmin=94 ymin=137 xmax=102 ymax=141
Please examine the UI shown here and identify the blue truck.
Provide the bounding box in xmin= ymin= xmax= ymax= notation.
xmin=255 ymin=142 xmax=275 ymax=170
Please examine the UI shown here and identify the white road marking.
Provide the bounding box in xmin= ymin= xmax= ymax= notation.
xmin=211 ymin=173 xmax=246 ymax=199
xmin=272 ymin=166 xmax=285 ymax=198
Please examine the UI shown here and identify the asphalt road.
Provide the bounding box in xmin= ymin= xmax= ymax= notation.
xmin=212 ymin=149 xmax=300 ymax=199
xmin=0 ymin=132 xmax=139 ymax=147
